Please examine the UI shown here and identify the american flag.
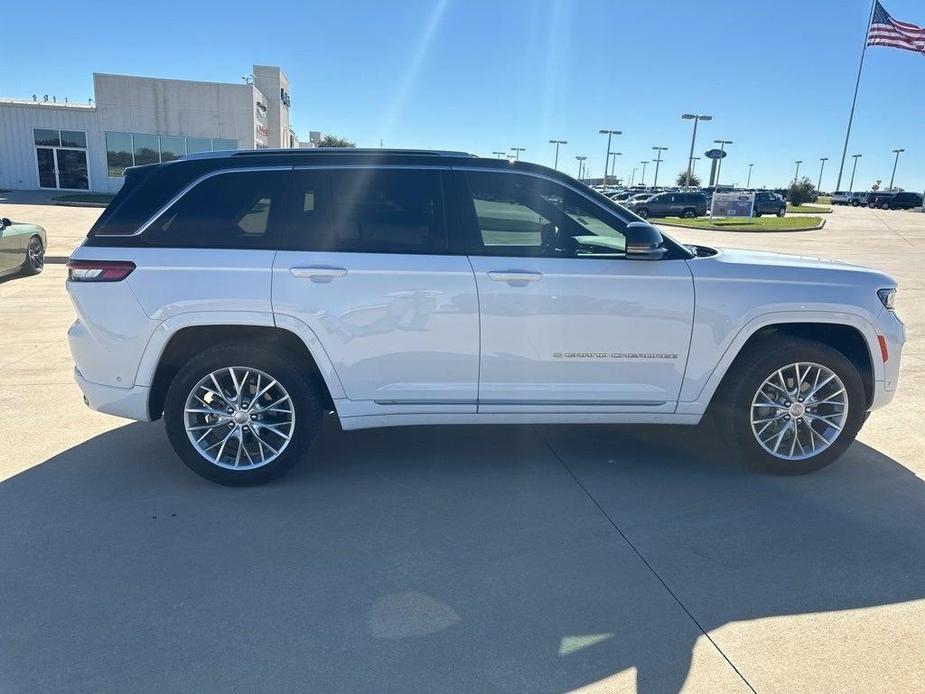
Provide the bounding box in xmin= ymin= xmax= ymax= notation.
xmin=867 ymin=1 xmax=925 ymax=55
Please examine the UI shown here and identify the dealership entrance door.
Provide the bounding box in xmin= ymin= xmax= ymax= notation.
xmin=33 ymin=129 xmax=90 ymax=190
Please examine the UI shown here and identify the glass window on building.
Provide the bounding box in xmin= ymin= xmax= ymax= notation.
xmin=33 ymin=129 xmax=61 ymax=147
xmin=212 ymin=138 xmax=237 ymax=151
xmin=133 ymin=134 xmax=160 ymax=166
xmin=60 ymin=130 xmax=88 ymax=148
xmin=105 ymin=133 xmax=134 ymax=177
xmin=159 ymin=135 xmax=186 ymax=163
xmin=186 ymin=137 xmax=212 ymax=154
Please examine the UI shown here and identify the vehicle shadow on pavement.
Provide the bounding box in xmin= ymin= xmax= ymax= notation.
xmin=1 ymin=418 xmax=922 ymax=693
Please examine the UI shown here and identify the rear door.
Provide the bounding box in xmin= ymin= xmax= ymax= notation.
xmin=272 ymin=167 xmax=480 ymax=416
xmin=456 ymin=169 xmax=695 ymax=412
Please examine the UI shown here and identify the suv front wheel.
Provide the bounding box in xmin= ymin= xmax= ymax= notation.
xmin=717 ymin=337 xmax=865 ymax=474
xmin=164 ymin=343 xmax=323 ymax=485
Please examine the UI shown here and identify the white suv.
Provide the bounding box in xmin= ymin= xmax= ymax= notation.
xmin=67 ymin=149 xmax=904 ymax=484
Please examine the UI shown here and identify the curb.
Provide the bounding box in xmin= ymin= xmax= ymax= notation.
xmin=54 ymin=201 xmax=109 ymax=208
xmin=658 ymin=218 xmax=826 ymax=233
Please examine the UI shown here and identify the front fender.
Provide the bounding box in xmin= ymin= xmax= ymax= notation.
xmin=677 ymin=309 xmax=882 ymax=415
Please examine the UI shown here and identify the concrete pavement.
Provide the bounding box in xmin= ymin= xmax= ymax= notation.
xmin=1 ymin=203 xmax=924 ymax=692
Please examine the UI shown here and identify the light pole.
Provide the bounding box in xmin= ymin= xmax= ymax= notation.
xmin=849 ymin=154 xmax=862 ymax=192
xmin=492 ymin=151 xmax=506 ymax=159
xmin=576 ymin=156 xmax=588 ymax=181
xmin=640 ymin=161 xmax=649 ymax=186
xmin=511 ymin=147 xmax=526 ymax=161
xmin=793 ymin=160 xmax=803 ymax=184
xmin=746 ymin=163 xmax=754 ymax=189
xmin=609 ymin=152 xmax=622 ymax=181
xmin=630 ymin=167 xmax=637 ymax=186
xmin=682 ymin=114 xmax=712 ymax=183
xmin=817 ymin=157 xmax=828 ymax=192
xmin=549 ymin=139 xmax=567 ymax=170
xmin=599 ymin=129 xmax=621 ymax=186
xmin=889 ymin=148 xmax=905 ymax=191
xmin=691 ymin=156 xmax=700 ymax=177
xmin=714 ymin=139 xmax=732 ymax=187
xmin=651 ymin=146 xmax=668 ymax=188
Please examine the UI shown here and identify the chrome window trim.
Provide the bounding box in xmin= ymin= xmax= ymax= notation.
xmin=98 ymin=165 xmax=294 ymax=237
xmin=293 ymin=164 xmax=452 ymax=171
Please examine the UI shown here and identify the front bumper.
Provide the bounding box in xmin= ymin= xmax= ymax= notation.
xmin=74 ymin=368 xmax=152 ymax=421
xmin=870 ymin=309 xmax=905 ymax=411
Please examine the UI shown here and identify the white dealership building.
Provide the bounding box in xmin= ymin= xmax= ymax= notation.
xmin=0 ymin=65 xmax=297 ymax=194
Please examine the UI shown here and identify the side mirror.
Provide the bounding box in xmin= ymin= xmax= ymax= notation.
xmin=624 ymin=221 xmax=667 ymax=260
xmin=0 ymin=218 xmax=11 ymax=229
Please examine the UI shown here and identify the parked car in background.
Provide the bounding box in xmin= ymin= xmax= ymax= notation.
xmin=867 ymin=192 xmax=897 ymax=209
xmin=848 ymin=192 xmax=869 ymax=207
xmin=874 ymin=191 xmax=923 ymax=210
xmin=831 ymin=191 xmax=851 ymax=205
xmin=66 ymin=148 xmax=904 ymax=484
xmin=0 ymin=216 xmax=46 ymax=279
xmin=752 ymin=191 xmax=786 ymax=217
xmin=626 ymin=191 xmax=707 ymax=218
xmin=620 ymin=192 xmax=654 ymax=208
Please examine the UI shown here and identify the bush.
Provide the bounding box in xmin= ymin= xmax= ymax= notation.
xmin=788 ymin=177 xmax=818 ymax=206
xmin=676 ymin=170 xmax=701 ymax=187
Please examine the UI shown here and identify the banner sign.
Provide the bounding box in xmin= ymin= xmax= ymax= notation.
xmin=711 ymin=192 xmax=755 ymax=218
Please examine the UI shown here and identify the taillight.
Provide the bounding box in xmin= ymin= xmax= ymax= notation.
xmin=67 ymin=260 xmax=136 ymax=282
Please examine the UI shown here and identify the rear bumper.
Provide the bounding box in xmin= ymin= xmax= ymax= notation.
xmin=74 ymin=368 xmax=152 ymax=422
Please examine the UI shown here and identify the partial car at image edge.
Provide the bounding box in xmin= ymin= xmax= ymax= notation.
xmin=0 ymin=217 xmax=46 ymax=279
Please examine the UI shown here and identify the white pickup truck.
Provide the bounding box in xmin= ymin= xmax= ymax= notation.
xmin=66 ymin=149 xmax=904 ymax=485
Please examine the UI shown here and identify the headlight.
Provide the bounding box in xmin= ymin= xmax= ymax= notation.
xmin=878 ymin=288 xmax=896 ymax=310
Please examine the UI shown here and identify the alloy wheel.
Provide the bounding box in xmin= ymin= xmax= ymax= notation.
xmin=183 ymin=367 xmax=295 ymax=470
xmin=27 ymin=238 xmax=44 ymax=272
xmin=750 ymin=362 xmax=848 ymax=461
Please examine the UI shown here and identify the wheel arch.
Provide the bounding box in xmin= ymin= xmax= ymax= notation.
xmin=146 ymin=322 xmax=343 ymax=421
xmin=707 ymin=321 xmax=875 ymax=413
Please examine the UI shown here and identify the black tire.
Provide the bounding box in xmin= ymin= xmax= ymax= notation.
xmin=637 ymin=207 xmax=649 ymax=219
xmin=752 ymin=207 xmax=761 ymax=217
xmin=850 ymin=199 xmax=859 ymax=206
xmin=164 ymin=343 xmax=323 ymax=485
xmin=681 ymin=208 xmax=696 ymax=218
xmin=20 ymin=236 xmax=44 ymax=276
xmin=714 ymin=336 xmax=866 ymax=475
xmin=776 ymin=207 xmax=786 ymax=217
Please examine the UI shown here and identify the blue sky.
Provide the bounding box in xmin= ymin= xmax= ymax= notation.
xmin=4 ymin=0 xmax=925 ymax=191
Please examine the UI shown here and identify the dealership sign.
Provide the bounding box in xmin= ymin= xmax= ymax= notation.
xmin=255 ymin=100 xmax=269 ymax=148
xmin=711 ymin=192 xmax=755 ymax=218
xmin=704 ymin=148 xmax=727 ymax=160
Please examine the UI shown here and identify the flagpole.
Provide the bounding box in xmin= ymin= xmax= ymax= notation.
xmin=835 ymin=0 xmax=877 ymax=193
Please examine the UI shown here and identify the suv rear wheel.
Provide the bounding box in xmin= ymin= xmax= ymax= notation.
xmin=636 ymin=207 xmax=649 ymax=219
xmin=681 ymin=208 xmax=696 ymax=218
xmin=164 ymin=343 xmax=323 ymax=485
xmin=717 ymin=337 xmax=865 ymax=474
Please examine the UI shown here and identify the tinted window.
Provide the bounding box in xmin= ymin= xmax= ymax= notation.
xmin=464 ymin=171 xmax=626 ymax=257
xmin=60 ymin=130 xmax=87 ymax=148
xmin=328 ymin=169 xmax=447 ymax=254
xmin=133 ymin=134 xmax=160 ymax=166
xmin=144 ymin=170 xmax=288 ymax=248
xmin=160 ymin=136 xmax=186 ymax=162
xmin=105 ymin=133 xmax=134 ymax=177
xmin=33 ymin=129 xmax=60 ymax=146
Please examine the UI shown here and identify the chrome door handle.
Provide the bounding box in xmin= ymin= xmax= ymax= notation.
xmin=487 ymin=271 xmax=543 ymax=284
xmin=289 ymin=266 xmax=348 ymax=281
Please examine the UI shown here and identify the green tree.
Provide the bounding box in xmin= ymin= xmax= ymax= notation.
xmin=676 ymin=170 xmax=701 ymax=187
xmin=317 ymin=134 xmax=356 ymax=148
xmin=788 ymin=177 xmax=818 ymax=206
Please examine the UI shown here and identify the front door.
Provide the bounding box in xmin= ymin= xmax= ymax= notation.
xmin=272 ymin=167 xmax=480 ymax=416
xmin=456 ymin=169 xmax=695 ymax=412
xmin=33 ymin=129 xmax=89 ymax=190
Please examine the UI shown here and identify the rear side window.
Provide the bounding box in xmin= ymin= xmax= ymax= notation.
xmin=144 ymin=170 xmax=288 ymax=248
xmin=328 ymin=169 xmax=447 ymax=254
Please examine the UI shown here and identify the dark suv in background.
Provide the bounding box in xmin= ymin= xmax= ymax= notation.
xmin=627 ymin=191 xmax=707 ymax=218
xmin=753 ymin=191 xmax=786 ymax=217
xmin=869 ymin=191 xmax=922 ymax=210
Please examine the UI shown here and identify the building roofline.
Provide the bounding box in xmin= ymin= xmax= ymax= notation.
xmin=92 ymin=72 xmax=255 ymax=91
